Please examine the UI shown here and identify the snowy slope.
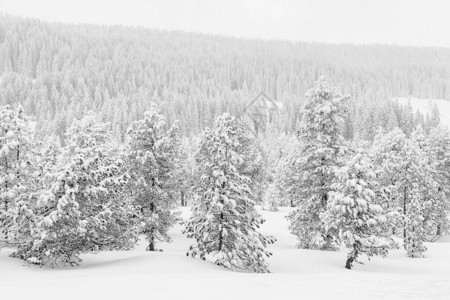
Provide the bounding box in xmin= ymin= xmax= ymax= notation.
xmin=1 ymin=207 xmax=449 ymax=300
xmin=394 ymin=97 xmax=450 ymax=128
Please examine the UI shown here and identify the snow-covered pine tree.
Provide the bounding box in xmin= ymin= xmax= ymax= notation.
xmin=184 ymin=113 xmax=274 ymax=273
xmin=0 ymin=105 xmax=35 ymax=247
xmin=268 ymin=135 xmax=303 ymax=209
xmin=260 ymin=132 xmax=296 ymax=210
xmin=238 ymin=139 xmax=266 ymax=204
xmin=429 ymin=103 xmax=441 ymax=129
xmin=287 ymin=78 xmax=348 ymax=250
xmin=403 ymin=184 xmax=427 ymax=257
xmin=324 ymin=150 xmax=398 ymax=269
xmin=423 ymin=126 xmax=450 ymax=236
xmin=12 ymin=114 xmax=137 ymax=266
xmin=173 ymin=138 xmax=196 ymax=207
xmin=263 ymin=183 xmax=281 ymax=211
xmin=36 ymin=135 xmax=61 ymax=184
xmin=410 ymin=126 xmax=450 ymax=239
xmin=126 ymin=104 xmax=181 ymax=251
xmin=230 ymin=116 xmax=267 ymax=204
xmin=372 ymin=128 xmax=406 ymax=192
xmin=10 ymin=136 xmax=61 ymax=255
xmin=373 ymin=127 xmax=441 ymax=257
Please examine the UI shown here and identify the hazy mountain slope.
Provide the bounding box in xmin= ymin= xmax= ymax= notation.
xmin=1 ymin=13 xmax=450 ymax=138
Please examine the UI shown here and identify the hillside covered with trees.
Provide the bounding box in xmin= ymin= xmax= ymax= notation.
xmin=0 ymin=14 xmax=450 ymax=143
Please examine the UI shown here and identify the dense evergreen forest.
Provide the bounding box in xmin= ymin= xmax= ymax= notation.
xmin=0 ymin=14 xmax=449 ymax=143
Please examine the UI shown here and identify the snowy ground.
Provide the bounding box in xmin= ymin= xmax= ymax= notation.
xmin=1 ymin=207 xmax=449 ymax=300
xmin=394 ymin=97 xmax=450 ymax=128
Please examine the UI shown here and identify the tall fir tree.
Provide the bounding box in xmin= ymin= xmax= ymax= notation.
xmin=403 ymin=184 xmax=427 ymax=257
xmin=287 ymin=78 xmax=348 ymax=250
xmin=411 ymin=126 xmax=450 ymax=239
xmin=184 ymin=113 xmax=274 ymax=273
xmin=429 ymin=103 xmax=441 ymax=129
xmin=324 ymin=150 xmax=399 ymax=269
xmin=271 ymin=137 xmax=303 ymax=208
xmin=373 ymin=127 xmax=444 ymax=257
xmin=0 ymin=105 xmax=35 ymax=246
xmin=126 ymin=104 xmax=181 ymax=251
xmin=427 ymin=126 xmax=450 ymax=236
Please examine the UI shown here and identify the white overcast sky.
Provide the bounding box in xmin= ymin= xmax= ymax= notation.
xmin=1 ymin=0 xmax=450 ymax=48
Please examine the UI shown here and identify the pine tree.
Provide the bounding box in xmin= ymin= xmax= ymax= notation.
xmin=427 ymin=126 xmax=450 ymax=236
xmin=184 ymin=113 xmax=274 ymax=273
xmin=404 ymin=184 xmax=427 ymax=257
xmin=261 ymin=133 xmax=297 ymax=210
xmin=271 ymin=137 xmax=303 ymax=208
xmin=411 ymin=126 xmax=450 ymax=238
xmin=10 ymin=136 xmax=61 ymax=253
xmin=373 ymin=127 xmax=442 ymax=257
xmin=173 ymin=138 xmax=196 ymax=206
xmin=401 ymin=101 xmax=415 ymax=137
xmin=324 ymin=150 xmax=398 ymax=269
xmin=287 ymin=78 xmax=348 ymax=250
xmin=0 ymin=105 xmax=34 ymax=246
xmin=238 ymin=139 xmax=266 ymax=204
xmin=263 ymin=182 xmax=282 ymax=211
xmin=429 ymin=102 xmax=440 ymax=128
xmin=126 ymin=104 xmax=181 ymax=251
xmin=12 ymin=114 xmax=137 ymax=266
xmin=386 ymin=109 xmax=399 ymax=133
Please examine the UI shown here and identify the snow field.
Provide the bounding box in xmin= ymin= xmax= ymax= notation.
xmin=1 ymin=206 xmax=449 ymax=300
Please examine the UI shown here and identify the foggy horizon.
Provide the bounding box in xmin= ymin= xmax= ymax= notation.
xmin=2 ymin=0 xmax=450 ymax=48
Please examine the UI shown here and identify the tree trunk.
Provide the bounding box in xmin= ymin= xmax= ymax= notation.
xmin=346 ymin=244 xmax=359 ymax=269
xmin=181 ymin=190 xmax=185 ymax=206
xmin=148 ymin=234 xmax=155 ymax=251
xmin=403 ymin=187 xmax=407 ymax=240
xmin=147 ymin=202 xmax=156 ymax=251
xmin=321 ymin=193 xmax=327 ymax=208
xmin=345 ymin=256 xmax=354 ymax=269
xmin=217 ymin=146 xmax=228 ymax=251
xmin=218 ymin=212 xmax=224 ymax=251
xmin=3 ymin=159 xmax=9 ymax=242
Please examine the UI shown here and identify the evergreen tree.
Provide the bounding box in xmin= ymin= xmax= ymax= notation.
xmin=373 ymin=127 xmax=443 ymax=257
xmin=184 ymin=113 xmax=274 ymax=273
xmin=263 ymin=182 xmax=283 ymax=211
xmin=271 ymin=137 xmax=303 ymax=208
xmin=324 ymin=150 xmax=398 ymax=269
xmin=126 ymin=104 xmax=181 ymax=251
xmin=411 ymin=126 xmax=450 ymax=238
xmin=428 ymin=126 xmax=450 ymax=236
xmin=235 ymin=126 xmax=266 ymax=204
xmin=404 ymin=184 xmax=427 ymax=257
xmin=429 ymin=103 xmax=441 ymax=128
xmin=0 ymin=105 xmax=34 ymax=246
xmin=287 ymin=78 xmax=348 ymax=250
xmin=174 ymin=138 xmax=196 ymax=206
xmin=12 ymin=114 xmax=137 ymax=266
xmin=261 ymin=132 xmax=297 ymax=210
